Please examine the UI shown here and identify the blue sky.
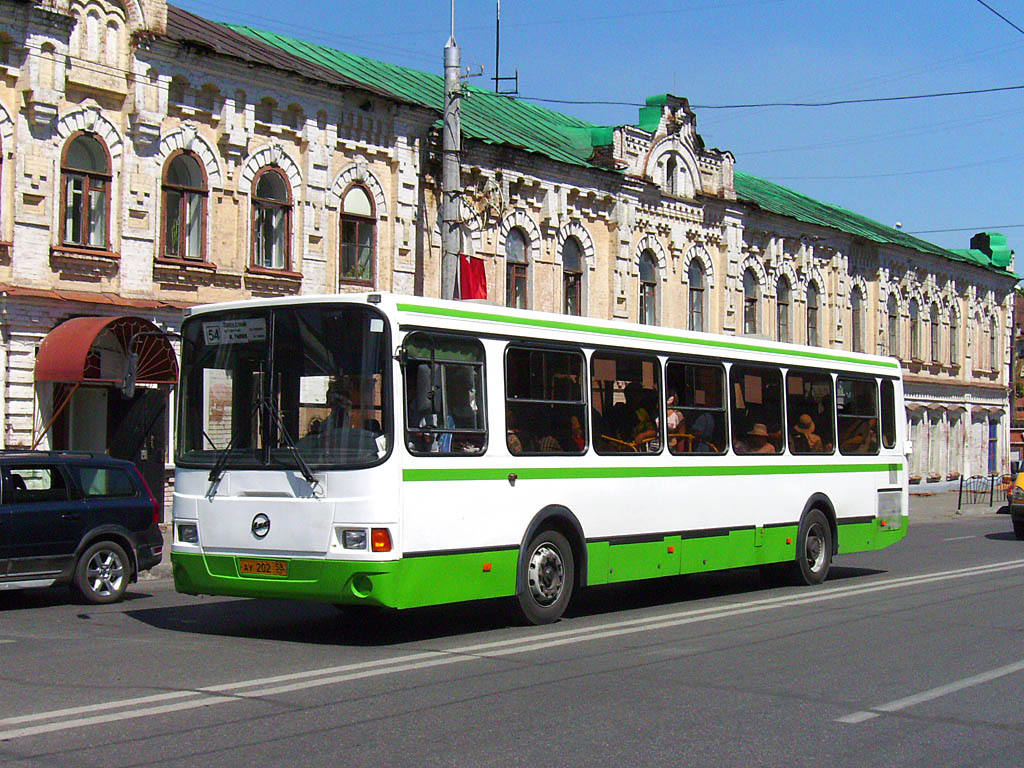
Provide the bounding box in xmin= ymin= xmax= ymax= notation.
xmin=174 ymin=0 xmax=1024 ymax=253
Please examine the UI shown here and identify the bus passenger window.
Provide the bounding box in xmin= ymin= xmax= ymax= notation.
xmin=590 ymin=352 xmax=661 ymax=454
xmin=664 ymin=360 xmax=726 ymax=454
xmin=730 ymin=364 xmax=784 ymax=455
xmin=403 ymin=333 xmax=486 ymax=455
xmin=505 ymin=346 xmax=586 ymax=455
xmin=837 ymin=377 xmax=879 ymax=455
xmin=880 ymin=379 xmax=897 ymax=450
xmin=786 ymin=370 xmax=834 ymax=454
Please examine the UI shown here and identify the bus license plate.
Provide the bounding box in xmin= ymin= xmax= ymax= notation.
xmin=239 ymin=558 xmax=288 ymax=578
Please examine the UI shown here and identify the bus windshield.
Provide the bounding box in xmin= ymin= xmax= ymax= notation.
xmin=177 ymin=303 xmax=391 ymax=470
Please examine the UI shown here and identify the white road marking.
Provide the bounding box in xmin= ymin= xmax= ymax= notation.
xmin=837 ymin=659 xmax=1024 ymax=723
xmin=942 ymin=535 xmax=977 ymax=541
xmin=2 ymin=558 xmax=1023 ymax=741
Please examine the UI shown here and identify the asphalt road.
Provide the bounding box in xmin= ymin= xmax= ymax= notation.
xmin=1 ymin=508 xmax=1022 ymax=767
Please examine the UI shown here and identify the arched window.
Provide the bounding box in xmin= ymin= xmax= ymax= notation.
xmin=987 ymin=315 xmax=995 ymax=370
xmin=665 ymin=155 xmax=677 ymax=197
xmin=949 ymin=308 xmax=959 ymax=366
xmin=688 ymin=259 xmax=705 ymax=332
xmin=340 ymin=185 xmax=375 ymax=285
xmin=850 ymin=286 xmax=863 ymax=353
xmin=777 ymin=276 xmax=791 ymax=343
xmin=61 ymin=133 xmax=110 ymax=249
xmin=505 ymin=227 xmax=528 ymax=309
xmin=562 ymin=236 xmax=583 ymax=316
xmin=162 ymin=152 xmax=207 ymax=261
xmin=742 ymin=268 xmax=759 ymax=335
xmin=930 ymin=303 xmax=940 ymax=363
xmin=806 ymin=282 xmax=819 ymax=346
xmin=639 ymin=249 xmax=657 ymax=325
xmin=909 ymin=300 xmax=920 ymax=360
xmin=886 ymin=294 xmax=899 ymax=358
xmin=105 ymin=21 xmax=120 ymax=68
xmin=251 ymin=168 xmax=291 ymax=271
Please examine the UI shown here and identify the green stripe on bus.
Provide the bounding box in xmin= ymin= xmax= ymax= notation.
xmin=172 ymin=516 xmax=906 ymax=608
xmin=395 ymin=303 xmax=901 ymax=370
xmin=403 ymin=463 xmax=900 ymax=482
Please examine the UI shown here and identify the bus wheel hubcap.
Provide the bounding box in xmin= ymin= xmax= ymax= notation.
xmin=805 ymin=523 xmax=826 ymax=572
xmin=528 ymin=544 xmax=564 ymax=606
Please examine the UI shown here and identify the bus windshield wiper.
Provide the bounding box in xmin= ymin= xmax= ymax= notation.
xmin=207 ymin=399 xmax=259 ymax=486
xmin=260 ymin=394 xmax=320 ymax=492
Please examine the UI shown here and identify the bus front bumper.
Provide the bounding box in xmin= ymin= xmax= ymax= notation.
xmin=170 ymin=549 xmax=518 ymax=609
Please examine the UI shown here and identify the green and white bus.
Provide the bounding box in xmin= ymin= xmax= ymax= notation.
xmin=171 ymin=293 xmax=908 ymax=624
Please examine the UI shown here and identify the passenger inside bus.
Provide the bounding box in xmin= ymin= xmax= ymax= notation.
xmin=737 ymin=423 xmax=778 ymax=454
xmin=791 ymin=413 xmax=824 ymax=453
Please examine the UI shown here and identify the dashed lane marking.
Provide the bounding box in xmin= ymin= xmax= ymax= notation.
xmin=837 ymin=659 xmax=1024 ymax=723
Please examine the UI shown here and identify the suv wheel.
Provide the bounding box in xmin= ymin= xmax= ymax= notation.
xmin=74 ymin=540 xmax=131 ymax=604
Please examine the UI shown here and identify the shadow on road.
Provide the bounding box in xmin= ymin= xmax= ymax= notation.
xmin=984 ymin=531 xmax=1020 ymax=541
xmin=0 ymin=586 xmax=154 ymax=612
xmin=124 ymin=564 xmax=887 ymax=647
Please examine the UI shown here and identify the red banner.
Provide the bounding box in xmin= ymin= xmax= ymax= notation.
xmin=460 ymin=254 xmax=487 ymax=300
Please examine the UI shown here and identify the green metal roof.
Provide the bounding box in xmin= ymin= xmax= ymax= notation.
xmin=226 ymin=24 xmax=611 ymax=169
xmin=215 ymin=20 xmax=1015 ymax=280
xmin=733 ymin=171 xmax=1018 ymax=278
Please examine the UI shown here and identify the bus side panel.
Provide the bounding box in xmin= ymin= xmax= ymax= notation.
xmin=393 ymin=549 xmax=518 ymax=609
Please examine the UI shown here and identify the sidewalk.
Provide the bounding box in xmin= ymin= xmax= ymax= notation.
xmin=909 ymin=489 xmax=1007 ymax=523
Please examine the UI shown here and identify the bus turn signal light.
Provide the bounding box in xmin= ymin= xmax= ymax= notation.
xmin=371 ymin=528 xmax=392 ymax=552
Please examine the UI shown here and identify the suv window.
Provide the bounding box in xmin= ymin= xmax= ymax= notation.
xmin=3 ymin=465 xmax=70 ymax=505
xmin=70 ymin=466 xmax=136 ymax=498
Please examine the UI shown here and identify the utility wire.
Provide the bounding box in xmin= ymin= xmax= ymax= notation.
xmin=909 ymin=224 xmax=1024 ymax=234
xmin=973 ymin=0 xmax=1024 ymax=37
xmin=521 ymin=83 xmax=1024 ymax=110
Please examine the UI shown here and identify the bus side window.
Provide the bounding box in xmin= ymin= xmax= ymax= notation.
xmin=786 ymin=369 xmax=834 ymax=455
xmin=664 ymin=359 xmax=727 ymax=454
xmin=403 ymin=333 xmax=487 ymax=456
xmin=880 ymin=379 xmax=897 ymax=450
xmin=837 ymin=377 xmax=879 ymax=455
xmin=730 ymin=364 xmax=784 ymax=455
xmin=590 ymin=352 xmax=662 ymax=454
xmin=505 ymin=346 xmax=586 ymax=455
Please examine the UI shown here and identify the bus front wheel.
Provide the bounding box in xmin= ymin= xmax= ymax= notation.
xmin=795 ymin=509 xmax=832 ymax=585
xmin=514 ymin=530 xmax=575 ymax=625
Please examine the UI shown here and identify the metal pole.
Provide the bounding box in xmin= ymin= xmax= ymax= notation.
xmin=440 ymin=2 xmax=462 ymax=301
xmin=494 ymin=0 xmax=500 ymax=92
xmin=957 ymin=473 xmax=963 ymax=511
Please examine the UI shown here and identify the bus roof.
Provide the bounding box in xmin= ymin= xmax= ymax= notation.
xmin=183 ymin=292 xmax=902 ymax=375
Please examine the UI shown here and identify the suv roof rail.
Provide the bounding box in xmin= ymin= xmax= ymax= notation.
xmin=0 ymin=449 xmax=103 ymax=459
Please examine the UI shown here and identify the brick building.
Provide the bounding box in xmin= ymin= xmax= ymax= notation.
xmin=0 ymin=0 xmax=1017 ymax=515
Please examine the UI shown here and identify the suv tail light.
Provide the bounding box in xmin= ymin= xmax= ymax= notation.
xmin=134 ymin=466 xmax=160 ymax=524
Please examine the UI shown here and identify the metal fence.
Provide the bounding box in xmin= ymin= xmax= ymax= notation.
xmin=957 ymin=473 xmax=1012 ymax=510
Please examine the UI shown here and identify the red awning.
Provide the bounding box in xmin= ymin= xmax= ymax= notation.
xmin=35 ymin=316 xmax=178 ymax=385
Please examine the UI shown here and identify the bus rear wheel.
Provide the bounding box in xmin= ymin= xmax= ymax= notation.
xmin=794 ymin=509 xmax=832 ymax=585
xmin=514 ymin=530 xmax=574 ymax=625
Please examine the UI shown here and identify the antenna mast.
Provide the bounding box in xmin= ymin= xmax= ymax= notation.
xmin=493 ymin=0 xmax=518 ymax=95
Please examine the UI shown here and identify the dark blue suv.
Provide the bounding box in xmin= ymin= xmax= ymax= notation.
xmin=0 ymin=451 xmax=163 ymax=603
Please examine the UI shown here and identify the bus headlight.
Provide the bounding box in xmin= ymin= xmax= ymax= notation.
xmin=177 ymin=523 xmax=199 ymax=544
xmin=341 ymin=529 xmax=368 ymax=550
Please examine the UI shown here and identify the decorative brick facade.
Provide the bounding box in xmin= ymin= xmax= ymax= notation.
xmin=0 ymin=0 xmax=1015 ymax=489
